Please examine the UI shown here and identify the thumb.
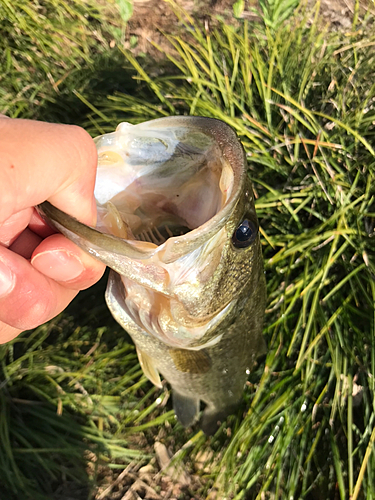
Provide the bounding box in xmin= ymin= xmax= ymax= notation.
xmin=0 ymin=118 xmax=97 ymax=226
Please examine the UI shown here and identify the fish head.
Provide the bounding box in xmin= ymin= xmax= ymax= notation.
xmin=38 ymin=116 xmax=263 ymax=347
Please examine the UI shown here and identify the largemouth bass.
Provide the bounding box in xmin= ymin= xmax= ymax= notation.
xmin=38 ymin=116 xmax=266 ymax=434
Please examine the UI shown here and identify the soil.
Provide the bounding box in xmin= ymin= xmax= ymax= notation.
xmin=126 ymin=0 xmax=374 ymax=59
xmin=126 ymin=0 xmax=244 ymax=59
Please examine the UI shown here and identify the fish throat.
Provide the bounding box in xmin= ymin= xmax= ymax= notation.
xmin=94 ymin=122 xmax=235 ymax=249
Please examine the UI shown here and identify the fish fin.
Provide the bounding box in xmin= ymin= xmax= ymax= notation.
xmin=169 ymin=348 xmax=211 ymax=374
xmin=136 ymin=348 xmax=162 ymax=389
xmin=200 ymin=403 xmax=239 ymax=435
xmin=173 ymin=390 xmax=200 ymax=427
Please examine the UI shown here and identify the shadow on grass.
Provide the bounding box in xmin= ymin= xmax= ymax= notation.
xmin=0 ymin=272 xmax=145 ymax=500
xmin=37 ymin=49 xmax=175 ymax=128
xmin=1 ymin=397 xmax=98 ymax=500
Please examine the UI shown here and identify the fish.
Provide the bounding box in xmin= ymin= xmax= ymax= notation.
xmin=38 ymin=116 xmax=267 ymax=434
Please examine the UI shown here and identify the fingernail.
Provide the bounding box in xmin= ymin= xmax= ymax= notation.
xmin=32 ymin=250 xmax=85 ymax=282
xmin=0 ymin=260 xmax=15 ymax=298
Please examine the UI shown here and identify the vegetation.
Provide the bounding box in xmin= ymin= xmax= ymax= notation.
xmin=1 ymin=0 xmax=375 ymax=499
xmin=0 ymin=0 xmax=134 ymax=119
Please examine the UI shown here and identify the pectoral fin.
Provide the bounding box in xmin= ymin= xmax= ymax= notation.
xmin=169 ymin=348 xmax=211 ymax=374
xmin=136 ymin=348 xmax=162 ymax=388
xmin=173 ymin=390 xmax=200 ymax=427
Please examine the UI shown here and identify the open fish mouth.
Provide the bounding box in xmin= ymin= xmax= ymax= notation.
xmin=38 ymin=116 xmax=251 ymax=343
xmin=93 ymin=118 xmax=241 ymax=250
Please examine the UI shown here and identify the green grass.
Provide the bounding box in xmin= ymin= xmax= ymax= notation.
xmin=0 ymin=0 xmax=130 ymax=119
xmin=1 ymin=1 xmax=375 ymax=499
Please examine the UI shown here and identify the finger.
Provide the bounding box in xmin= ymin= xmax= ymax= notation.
xmin=29 ymin=209 xmax=56 ymax=238
xmin=0 ymin=208 xmax=55 ymax=248
xmin=9 ymin=228 xmax=43 ymax=259
xmin=0 ymin=119 xmax=97 ymax=226
xmin=0 ymin=208 xmax=34 ymax=246
xmin=31 ymin=234 xmax=106 ymax=290
xmin=0 ymin=246 xmax=78 ymax=331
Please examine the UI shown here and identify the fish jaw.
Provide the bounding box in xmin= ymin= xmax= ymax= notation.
xmin=37 ymin=116 xmax=247 ymax=300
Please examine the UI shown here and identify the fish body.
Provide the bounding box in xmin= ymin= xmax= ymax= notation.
xmin=38 ymin=116 xmax=266 ymax=434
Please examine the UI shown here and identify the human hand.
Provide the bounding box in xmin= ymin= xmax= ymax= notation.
xmin=0 ymin=117 xmax=106 ymax=343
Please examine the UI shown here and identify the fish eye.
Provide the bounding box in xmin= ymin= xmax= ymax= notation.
xmin=232 ymin=219 xmax=258 ymax=248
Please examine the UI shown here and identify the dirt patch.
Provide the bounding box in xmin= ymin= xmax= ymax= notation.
xmin=126 ymin=0 xmax=374 ymax=60
xmin=307 ymin=0 xmax=374 ymax=30
xmin=92 ymin=440 xmax=209 ymax=500
xmin=126 ymin=0 xmax=242 ymax=58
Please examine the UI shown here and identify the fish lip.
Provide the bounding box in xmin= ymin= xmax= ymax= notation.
xmin=37 ymin=201 xmax=156 ymax=260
